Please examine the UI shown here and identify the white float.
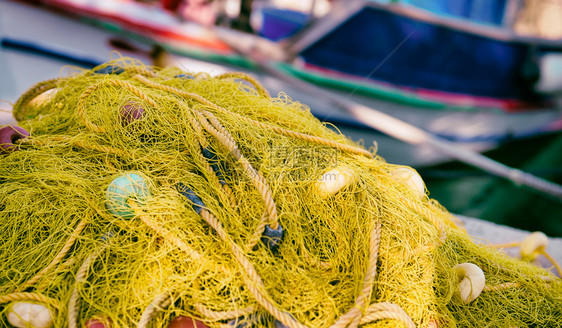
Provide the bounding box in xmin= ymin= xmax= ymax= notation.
xmin=6 ymin=302 xmax=53 ymax=328
xmin=29 ymin=89 xmax=58 ymax=108
xmin=391 ymin=167 xmax=426 ymax=198
xmin=520 ymin=231 xmax=548 ymax=261
xmin=316 ymin=166 xmax=356 ymax=197
xmin=454 ymin=263 xmax=486 ymax=304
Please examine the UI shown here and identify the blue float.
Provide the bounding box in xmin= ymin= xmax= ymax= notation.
xmin=105 ymin=173 xmax=151 ymax=218
xmin=262 ymin=224 xmax=284 ymax=252
xmin=175 ymin=182 xmax=206 ymax=214
xmin=201 ymin=147 xmax=226 ymax=185
xmin=175 ymin=73 xmax=194 ymax=79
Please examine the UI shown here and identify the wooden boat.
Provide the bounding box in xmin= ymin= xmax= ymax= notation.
xmin=9 ymin=0 xmax=562 ymax=145
xmin=282 ymin=0 xmax=562 ymax=112
xmin=25 ymin=0 xmax=562 ymax=109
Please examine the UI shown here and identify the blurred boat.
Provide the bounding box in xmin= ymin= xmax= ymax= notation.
xmin=30 ymin=0 xmax=562 ymax=108
xmin=14 ymin=0 xmax=562 ymax=148
xmin=31 ymin=0 xmax=562 ymax=106
xmin=282 ymin=0 xmax=562 ymax=112
xmin=419 ymin=131 xmax=562 ymax=237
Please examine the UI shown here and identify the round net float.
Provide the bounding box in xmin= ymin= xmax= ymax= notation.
xmin=119 ymin=102 xmax=145 ymax=125
xmin=520 ymin=231 xmax=549 ymax=261
xmin=454 ymin=263 xmax=486 ymax=304
xmin=93 ymin=65 xmax=124 ymax=75
xmin=6 ymin=302 xmax=53 ymax=328
xmin=261 ymin=224 xmax=284 ymax=252
xmin=167 ymin=316 xmax=207 ymax=328
xmin=84 ymin=316 xmax=111 ymax=328
xmin=315 ymin=166 xmax=356 ymax=197
xmin=105 ymin=173 xmax=152 ymax=219
xmin=390 ymin=166 xmax=426 ymax=198
xmin=0 ymin=125 xmax=29 ymax=153
xmin=29 ymin=89 xmax=58 ymax=108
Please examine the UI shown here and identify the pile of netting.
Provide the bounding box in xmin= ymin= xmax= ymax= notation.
xmin=0 ymin=58 xmax=561 ymax=328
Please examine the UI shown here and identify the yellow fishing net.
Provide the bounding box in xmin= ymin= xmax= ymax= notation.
xmin=0 ymin=58 xmax=560 ymax=328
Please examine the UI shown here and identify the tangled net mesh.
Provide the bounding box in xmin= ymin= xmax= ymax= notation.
xmin=0 ymin=57 xmax=560 ymax=328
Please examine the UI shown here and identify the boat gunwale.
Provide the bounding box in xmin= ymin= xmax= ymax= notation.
xmin=288 ymin=0 xmax=562 ymax=56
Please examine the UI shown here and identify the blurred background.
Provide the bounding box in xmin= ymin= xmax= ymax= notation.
xmin=1 ymin=0 xmax=562 ymax=236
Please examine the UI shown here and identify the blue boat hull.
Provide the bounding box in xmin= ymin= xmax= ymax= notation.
xmin=299 ymin=5 xmax=549 ymax=109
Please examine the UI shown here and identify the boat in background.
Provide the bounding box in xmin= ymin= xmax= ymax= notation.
xmin=420 ymin=131 xmax=562 ymax=237
xmin=26 ymin=0 xmax=562 ymax=111
xmin=283 ymin=0 xmax=562 ymax=112
xmin=12 ymin=0 xmax=562 ymax=145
